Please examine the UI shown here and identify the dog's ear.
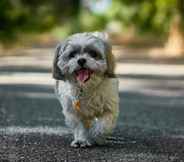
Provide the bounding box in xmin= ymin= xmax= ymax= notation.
xmin=92 ymin=32 xmax=116 ymax=77
xmin=92 ymin=32 xmax=108 ymax=42
xmin=52 ymin=44 xmax=65 ymax=80
xmin=105 ymin=47 xmax=116 ymax=78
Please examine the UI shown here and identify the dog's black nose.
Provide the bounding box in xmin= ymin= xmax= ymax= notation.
xmin=77 ymin=58 xmax=86 ymax=66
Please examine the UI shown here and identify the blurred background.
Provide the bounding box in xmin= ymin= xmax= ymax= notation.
xmin=0 ymin=1 xmax=184 ymax=161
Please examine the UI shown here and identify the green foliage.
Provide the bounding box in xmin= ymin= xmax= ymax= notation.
xmin=80 ymin=11 xmax=107 ymax=32
xmin=80 ymin=0 xmax=180 ymax=36
xmin=0 ymin=0 xmax=80 ymax=42
xmin=0 ymin=0 xmax=183 ymax=42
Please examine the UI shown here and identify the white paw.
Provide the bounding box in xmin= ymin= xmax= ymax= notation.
xmin=70 ymin=139 xmax=92 ymax=148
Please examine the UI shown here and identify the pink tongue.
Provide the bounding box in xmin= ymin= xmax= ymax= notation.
xmin=76 ymin=69 xmax=91 ymax=83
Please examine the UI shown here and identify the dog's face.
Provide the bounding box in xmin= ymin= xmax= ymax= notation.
xmin=53 ymin=32 xmax=115 ymax=83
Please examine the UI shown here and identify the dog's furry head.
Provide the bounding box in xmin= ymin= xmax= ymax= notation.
xmin=53 ymin=32 xmax=115 ymax=83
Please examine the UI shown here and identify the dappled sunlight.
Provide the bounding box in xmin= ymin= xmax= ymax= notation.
xmin=0 ymin=126 xmax=70 ymax=135
xmin=11 ymin=92 xmax=55 ymax=99
xmin=0 ymin=48 xmax=53 ymax=67
xmin=120 ymin=88 xmax=184 ymax=98
xmin=0 ymin=72 xmax=54 ymax=85
xmin=116 ymin=63 xmax=184 ymax=76
xmin=148 ymin=47 xmax=184 ymax=59
xmin=119 ymin=77 xmax=184 ymax=97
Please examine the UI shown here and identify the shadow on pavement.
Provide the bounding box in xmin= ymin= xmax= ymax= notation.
xmin=118 ymin=74 xmax=184 ymax=80
xmin=0 ymin=81 xmax=184 ymax=133
xmin=0 ymin=70 xmax=184 ymax=161
xmin=0 ymin=84 xmax=64 ymax=127
xmin=0 ymin=66 xmax=51 ymax=74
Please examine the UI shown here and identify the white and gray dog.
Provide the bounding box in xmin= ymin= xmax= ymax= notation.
xmin=53 ymin=32 xmax=119 ymax=147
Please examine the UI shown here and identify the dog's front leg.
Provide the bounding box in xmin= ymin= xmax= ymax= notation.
xmin=70 ymin=122 xmax=92 ymax=147
xmin=89 ymin=111 xmax=117 ymax=145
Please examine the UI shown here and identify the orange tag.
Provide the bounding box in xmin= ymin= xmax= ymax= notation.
xmin=73 ymin=100 xmax=80 ymax=111
xmin=84 ymin=120 xmax=92 ymax=129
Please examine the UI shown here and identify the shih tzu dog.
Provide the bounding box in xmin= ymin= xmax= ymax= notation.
xmin=53 ymin=32 xmax=119 ymax=147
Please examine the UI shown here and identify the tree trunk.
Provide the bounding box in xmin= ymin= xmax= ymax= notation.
xmin=164 ymin=0 xmax=184 ymax=57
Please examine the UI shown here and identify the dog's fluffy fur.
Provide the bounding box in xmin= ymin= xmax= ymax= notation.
xmin=53 ymin=32 xmax=119 ymax=147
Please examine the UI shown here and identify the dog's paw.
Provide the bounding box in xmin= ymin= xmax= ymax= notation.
xmin=70 ymin=139 xmax=92 ymax=148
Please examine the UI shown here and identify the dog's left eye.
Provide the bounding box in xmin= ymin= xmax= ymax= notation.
xmin=88 ymin=50 xmax=98 ymax=58
xmin=68 ymin=51 xmax=77 ymax=58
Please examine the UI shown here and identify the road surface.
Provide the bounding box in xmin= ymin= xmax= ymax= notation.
xmin=0 ymin=48 xmax=184 ymax=161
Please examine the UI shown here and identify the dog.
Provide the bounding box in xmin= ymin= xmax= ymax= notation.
xmin=53 ymin=32 xmax=119 ymax=147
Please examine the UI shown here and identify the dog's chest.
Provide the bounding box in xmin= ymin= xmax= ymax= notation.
xmin=56 ymin=78 xmax=119 ymax=120
xmin=73 ymin=87 xmax=104 ymax=116
xmin=56 ymin=79 xmax=105 ymax=117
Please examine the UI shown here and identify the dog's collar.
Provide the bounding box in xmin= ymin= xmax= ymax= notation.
xmin=72 ymin=74 xmax=105 ymax=112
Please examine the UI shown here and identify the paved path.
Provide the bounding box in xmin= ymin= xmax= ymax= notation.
xmin=0 ymin=49 xmax=184 ymax=161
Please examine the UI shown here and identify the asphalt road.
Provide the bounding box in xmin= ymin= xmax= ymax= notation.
xmin=0 ymin=49 xmax=184 ymax=162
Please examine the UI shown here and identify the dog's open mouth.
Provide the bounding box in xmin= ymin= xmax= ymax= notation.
xmin=75 ymin=68 xmax=93 ymax=83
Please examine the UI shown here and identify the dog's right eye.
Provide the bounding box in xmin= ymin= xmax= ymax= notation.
xmin=68 ymin=51 xmax=77 ymax=58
